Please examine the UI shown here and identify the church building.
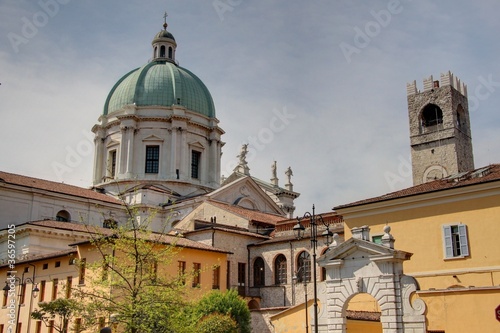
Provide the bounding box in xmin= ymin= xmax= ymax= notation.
xmin=1 ymin=15 xmax=499 ymax=333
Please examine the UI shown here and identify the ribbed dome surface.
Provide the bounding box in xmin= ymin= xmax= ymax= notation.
xmin=103 ymin=61 xmax=215 ymax=117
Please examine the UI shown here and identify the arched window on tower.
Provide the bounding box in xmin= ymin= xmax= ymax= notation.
xmin=253 ymin=257 xmax=265 ymax=287
xmin=160 ymin=45 xmax=166 ymax=58
xmin=168 ymin=46 xmax=173 ymax=59
xmin=274 ymin=254 xmax=287 ymax=285
xmin=154 ymin=46 xmax=158 ymax=58
xmin=297 ymin=251 xmax=311 ymax=283
xmin=421 ymin=104 xmax=443 ymax=129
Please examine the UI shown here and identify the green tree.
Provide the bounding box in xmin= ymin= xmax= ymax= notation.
xmin=194 ymin=289 xmax=251 ymax=333
xmin=197 ymin=313 xmax=238 ymax=333
xmin=73 ymin=206 xmax=191 ymax=333
xmin=31 ymin=298 xmax=89 ymax=333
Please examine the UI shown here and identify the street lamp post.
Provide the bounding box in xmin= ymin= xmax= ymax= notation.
xmin=293 ymin=205 xmax=333 ymax=333
xmin=3 ymin=264 xmax=39 ymax=333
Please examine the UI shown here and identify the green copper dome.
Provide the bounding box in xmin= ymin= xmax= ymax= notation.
xmin=103 ymin=61 xmax=215 ymax=118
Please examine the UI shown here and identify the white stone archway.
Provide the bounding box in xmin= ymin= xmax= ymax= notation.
xmin=316 ymin=226 xmax=426 ymax=333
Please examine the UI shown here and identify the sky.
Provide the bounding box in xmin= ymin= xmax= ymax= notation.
xmin=1 ymin=0 xmax=500 ymax=216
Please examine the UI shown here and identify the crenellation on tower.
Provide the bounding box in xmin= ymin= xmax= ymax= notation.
xmin=406 ymin=80 xmax=418 ymax=96
xmin=423 ymin=75 xmax=434 ymax=91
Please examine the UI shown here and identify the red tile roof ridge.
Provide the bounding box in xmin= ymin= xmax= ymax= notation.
xmin=335 ymin=164 xmax=500 ymax=210
xmin=0 ymin=171 xmax=122 ymax=205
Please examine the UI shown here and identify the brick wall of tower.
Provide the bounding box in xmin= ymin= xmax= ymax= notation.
xmin=407 ymin=72 xmax=474 ymax=185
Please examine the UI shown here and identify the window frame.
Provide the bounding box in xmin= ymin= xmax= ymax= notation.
xmin=297 ymin=251 xmax=311 ymax=283
xmin=274 ymin=254 xmax=287 ymax=285
xmin=253 ymin=257 xmax=265 ymax=287
xmin=145 ymin=145 xmax=160 ymax=174
xmin=442 ymin=223 xmax=469 ymax=259
xmin=191 ymin=150 xmax=201 ymax=179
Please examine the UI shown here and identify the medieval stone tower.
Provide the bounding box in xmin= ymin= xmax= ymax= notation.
xmin=407 ymin=71 xmax=474 ymax=185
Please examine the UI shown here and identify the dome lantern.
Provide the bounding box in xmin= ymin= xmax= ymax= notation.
xmin=152 ymin=12 xmax=177 ymax=63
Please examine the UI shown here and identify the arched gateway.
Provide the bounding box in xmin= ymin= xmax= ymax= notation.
xmin=316 ymin=226 xmax=426 ymax=333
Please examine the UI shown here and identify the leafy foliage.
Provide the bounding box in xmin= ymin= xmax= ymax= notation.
xmin=31 ymin=298 xmax=90 ymax=333
xmin=193 ymin=289 xmax=251 ymax=333
xmin=197 ymin=313 xmax=238 ymax=333
xmin=72 ymin=207 xmax=191 ymax=333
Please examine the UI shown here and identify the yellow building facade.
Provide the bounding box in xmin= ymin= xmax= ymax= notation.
xmin=0 ymin=221 xmax=229 ymax=333
xmin=335 ymin=164 xmax=500 ymax=332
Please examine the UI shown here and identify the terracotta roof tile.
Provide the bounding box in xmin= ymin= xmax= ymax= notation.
xmin=0 ymin=249 xmax=77 ymax=267
xmin=0 ymin=171 xmax=122 ymax=205
xmin=335 ymin=164 xmax=500 ymax=209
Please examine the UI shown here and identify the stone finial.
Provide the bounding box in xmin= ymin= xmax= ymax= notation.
xmin=329 ymin=233 xmax=340 ymax=248
xmin=233 ymin=144 xmax=250 ymax=175
xmin=284 ymin=166 xmax=293 ymax=191
xmin=271 ymin=161 xmax=279 ymax=186
xmin=381 ymin=225 xmax=395 ymax=249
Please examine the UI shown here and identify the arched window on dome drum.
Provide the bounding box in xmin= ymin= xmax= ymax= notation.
xmin=56 ymin=210 xmax=71 ymax=222
xmin=253 ymin=257 xmax=265 ymax=287
xmin=421 ymin=104 xmax=443 ymax=128
xmin=154 ymin=46 xmax=157 ymax=58
xmin=274 ymin=254 xmax=287 ymax=285
xmin=168 ymin=47 xmax=173 ymax=59
xmin=297 ymin=251 xmax=311 ymax=283
xmin=160 ymin=45 xmax=166 ymax=58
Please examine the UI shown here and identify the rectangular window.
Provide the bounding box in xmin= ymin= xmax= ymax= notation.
xmin=192 ymin=263 xmax=201 ymax=288
xmin=145 ymin=145 xmax=160 ymax=173
xmin=443 ymin=224 xmax=469 ymax=258
xmin=191 ymin=151 xmax=201 ymax=179
xmin=212 ymin=266 xmax=220 ymax=289
xmin=49 ymin=320 xmax=54 ymax=333
xmin=35 ymin=321 xmax=42 ymax=333
xmin=66 ymin=276 xmax=72 ymax=298
xmin=79 ymin=259 xmax=86 ymax=285
xmin=51 ymin=279 xmax=58 ymax=300
xmin=43 ymin=263 xmax=48 ymax=270
xmin=109 ymin=150 xmax=117 ymax=178
xmin=98 ymin=317 xmax=106 ymax=329
xmin=2 ymin=291 xmax=7 ymax=307
xmin=74 ymin=318 xmax=82 ymax=332
xmin=55 ymin=261 xmax=61 ymax=268
xmin=178 ymin=261 xmax=186 ymax=285
xmin=238 ymin=263 xmax=246 ymax=287
xmin=0 ymin=324 xmax=4 ymax=333
xmin=226 ymin=261 xmax=231 ymax=290
xmin=39 ymin=280 xmax=46 ymax=302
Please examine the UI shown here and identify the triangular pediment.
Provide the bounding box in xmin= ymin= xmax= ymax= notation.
xmin=106 ymin=139 xmax=120 ymax=148
xmin=318 ymin=238 xmax=411 ymax=264
xmin=142 ymin=134 xmax=164 ymax=142
xmin=188 ymin=141 xmax=205 ymax=149
xmin=208 ymin=176 xmax=284 ymax=216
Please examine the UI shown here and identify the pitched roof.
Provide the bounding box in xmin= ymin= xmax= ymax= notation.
xmin=183 ymin=222 xmax=271 ymax=239
xmin=0 ymin=171 xmax=122 ymax=205
xmin=0 ymin=248 xmax=77 ymax=268
xmin=335 ymin=164 xmax=500 ymax=210
xmin=208 ymin=200 xmax=286 ymax=225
